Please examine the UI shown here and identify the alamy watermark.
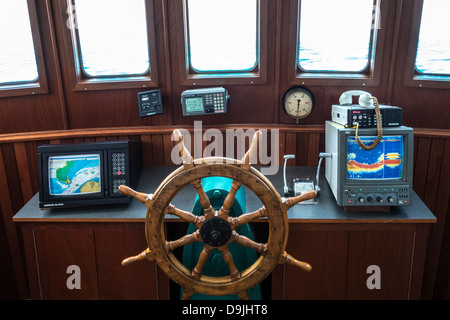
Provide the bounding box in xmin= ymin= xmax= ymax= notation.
xmin=66 ymin=265 xmax=81 ymax=290
xmin=372 ymin=2 xmax=381 ymax=30
xmin=171 ymin=121 xmax=279 ymax=175
xmin=366 ymin=265 xmax=381 ymax=290
xmin=66 ymin=5 xmax=78 ymax=30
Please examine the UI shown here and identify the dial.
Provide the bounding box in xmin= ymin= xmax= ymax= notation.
xmin=282 ymin=86 xmax=315 ymax=123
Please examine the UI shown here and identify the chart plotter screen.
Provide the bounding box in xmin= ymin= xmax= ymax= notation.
xmin=48 ymin=154 xmax=101 ymax=196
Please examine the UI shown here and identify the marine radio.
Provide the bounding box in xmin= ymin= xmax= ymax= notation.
xmin=181 ymin=87 xmax=229 ymax=116
xmin=331 ymin=104 xmax=402 ymax=128
xmin=331 ymin=90 xmax=402 ymax=129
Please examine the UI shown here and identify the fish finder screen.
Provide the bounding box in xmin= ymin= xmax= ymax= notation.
xmin=347 ymin=136 xmax=403 ymax=180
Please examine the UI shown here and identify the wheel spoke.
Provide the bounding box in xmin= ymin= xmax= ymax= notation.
xmin=218 ymin=245 xmax=240 ymax=280
xmin=172 ymin=129 xmax=193 ymax=166
xmin=191 ymin=179 xmax=215 ymax=218
xmin=278 ymin=251 xmax=312 ymax=272
xmin=228 ymin=206 xmax=266 ymax=230
xmin=182 ymin=288 xmax=194 ymax=300
xmin=240 ymin=130 xmax=262 ymax=170
xmin=191 ymin=244 xmax=213 ymax=280
xmin=238 ymin=290 xmax=250 ymax=300
xmin=121 ymin=248 xmax=154 ymax=266
xmin=164 ymin=230 xmax=202 ymax=253
xmin=218 ymin=180 xmax=242 ymax=219
xmin=231 ymin=231 xmax=267 ymax=255
xmin=166 ymin=204 xmax=204 ymax=228
xmin=282 ymin=190 xmax=317 ymax=209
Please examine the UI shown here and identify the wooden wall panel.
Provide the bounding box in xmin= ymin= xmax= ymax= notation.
xmin=33 ymin=225 xmax=99 ymax=299
xmin=94 ymin=224 xmax=165 ymax=300
xmin=0 ymin=128 xmax=449 ymax=299
xmin=346 ymin=230 xmax=415 ymax=300
xmin=0 ymin=1 xmax=67 ymax=134
xmin=282 ymin=228 xmax=349 ymax=300
xmin=0 ymin=0 xmax=449 ymax=136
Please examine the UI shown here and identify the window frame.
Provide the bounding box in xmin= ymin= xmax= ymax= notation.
xmin=403 ymin=0 xmax=450 ymax=89
xmin=288 ymin=0 xmax=387 ymax=87
xmin=175 ymin=0 xmax=268 ymax=86
xmin=0 ymin=0 xmax=48 ymax=98
xmin=59 ymin=0 xmax=159 ymax=91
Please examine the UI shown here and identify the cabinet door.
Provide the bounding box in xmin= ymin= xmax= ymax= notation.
xmin=346 ymin=230 xmax=415 ymax=299
xmin=33 ymin=225 xmax=99 ymax=299
xmin=94 ymin=224 xmax=165 ymax=299
xmin=280 ymin=227 xmax=349 ymax=299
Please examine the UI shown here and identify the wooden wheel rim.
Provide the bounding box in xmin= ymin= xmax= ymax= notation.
xmin=146 ymin=160 xmax=288 ymax=296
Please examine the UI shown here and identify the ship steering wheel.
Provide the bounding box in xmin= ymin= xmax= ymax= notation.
xmin=119 ymin=129 xmax=316 ymax=299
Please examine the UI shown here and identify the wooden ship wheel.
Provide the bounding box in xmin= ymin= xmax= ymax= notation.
xmin=119 ymin=129 xmax=316 ymax=300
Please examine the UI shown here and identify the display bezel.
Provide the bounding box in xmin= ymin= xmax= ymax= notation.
xmin=340 ymin=127 xmax=413 ymax=186
xmin=345 ymin=135 xmax=404 ymax=181
xmin=40 ymin=150 xmax=106 ymax=203
xmin=184 ymin=96 xmax=205 ymax=113
xmin=47 ymin=153 xmax=103 ymax=197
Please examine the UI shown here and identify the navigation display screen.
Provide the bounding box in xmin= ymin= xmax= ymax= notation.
xmin=48 ymin=154 xmax=101 ymax=196
xmin=185 ymin=97 xmax=204 ymax=112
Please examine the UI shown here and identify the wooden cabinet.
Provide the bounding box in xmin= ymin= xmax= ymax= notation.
xmin=14 ymin=167 xmax=435 ymax=300
xmin=20 ymin=222 xmax=168 ymax=300
xmin=17 ymin=214 xmax=433 ymax=300
xmin=272 ymin=224 xmax=430 ymax=300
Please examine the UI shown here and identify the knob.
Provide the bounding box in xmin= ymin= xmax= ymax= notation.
xmin=358 ymin=197 xmax=365 ymax=203
xmin=367 ymin=196 xmax=374 ymax=203
xmin=376 ymin=197 xmax=383 ymax=203
xmin=387 ymin=196 xmax=394 ymax=203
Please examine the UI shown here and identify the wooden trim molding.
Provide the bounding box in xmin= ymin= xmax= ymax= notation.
xmin=0 ymin=125 xmax=448 ymax=144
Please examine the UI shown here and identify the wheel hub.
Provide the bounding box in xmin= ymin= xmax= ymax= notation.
xmin=200 ymin=217 xmax=232 ymax=247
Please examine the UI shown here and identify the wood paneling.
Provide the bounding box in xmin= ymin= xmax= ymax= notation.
xmin=1 ymin=1 xmax=449 ymax=134
xmin=91 ymin=224 xmax=164 ymax=300
xmin=282 ymin=229 xmax=349 ymax=300
xmin=0 ymin=0 xmax=449 ymax=299
xmin=346 ymin=229 xmax=415 ymax=299
xmin=33 ymin=225 xmax=99 ymax=299
xmin=1 ymin=126 xmax=449 ymax=299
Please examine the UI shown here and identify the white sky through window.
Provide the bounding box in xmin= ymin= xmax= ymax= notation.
xmin=187 ymin=0 xmax=257 ymax=72
xmin=0 ymin=0 xmax=38 ymax=84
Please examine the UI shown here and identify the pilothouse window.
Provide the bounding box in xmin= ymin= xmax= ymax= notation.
xmin=0 ymin=0 xmax=38 ymax=84
xmin=298 ymin=0 xmax=376 ymax=73
xmin=415 ymin=0 xmax=450 ymax=76
xmin=74 ymin=0 xmax=150 ymax=77
xmin=186 ymin=0 xmax=258 ymax=72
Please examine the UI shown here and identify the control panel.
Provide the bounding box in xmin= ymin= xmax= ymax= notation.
xmin=331 ymin=105 xmax=402 ymax=128
xmin=342 ymin=185 xmax=410 ymax=206
xmin=138 ymin=89 xmax=163 ymax=117
xmin=181 ymin=87 xmax=229 ymax=116
xmin=293 ymin=177 xmax=316 ymax=204
xmin=110 ymin=150 xmax=129 ymax=197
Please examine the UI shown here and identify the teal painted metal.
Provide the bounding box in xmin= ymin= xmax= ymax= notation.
xmin=181 ymin=177 xmax=262 ymax=300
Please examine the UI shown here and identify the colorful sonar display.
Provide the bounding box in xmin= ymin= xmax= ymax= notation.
xmin=347 ymin=136 xmax=403 ymax=180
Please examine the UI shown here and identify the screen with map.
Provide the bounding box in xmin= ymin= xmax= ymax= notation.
xmin=346 ymin=135 xmax=403 ymax=180
xmin=48 ymin=154 xmax=101 ymax=196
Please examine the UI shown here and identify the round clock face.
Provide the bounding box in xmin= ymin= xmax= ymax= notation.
xmin=282 ymin=86 xmax=314 ymax=121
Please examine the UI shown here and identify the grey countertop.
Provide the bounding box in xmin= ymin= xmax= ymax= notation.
xmin=13 ymin=166 xmax=436 ymax=224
